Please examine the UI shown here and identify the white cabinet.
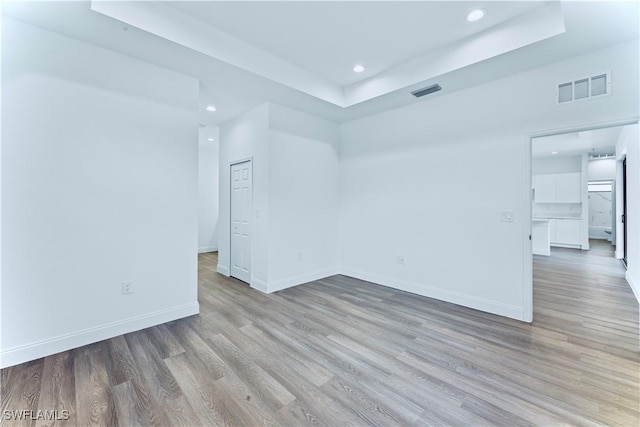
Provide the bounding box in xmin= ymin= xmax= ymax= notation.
xmin=550 ymin=219 xmax=581 ymax=246
xmin=534 ymin=175 xmax=557 ymax=203
xmin=533 ymin=172 xmax=582 ymax=203
xmin=556 ymin=173 xmax=582 ymax=203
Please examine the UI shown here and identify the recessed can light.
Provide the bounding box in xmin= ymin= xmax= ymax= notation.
xmin=551 ymin=151 xmax=558 ymax=155
xmin=207 ymin=138 xmax=214 ymax=142
xmin=466 ymin=9 xmax=486 ymax=22
xmin=206 ymin=105 xmax=217 ymax=112
xmin=353 ymin=64 xmax=365 ymax=73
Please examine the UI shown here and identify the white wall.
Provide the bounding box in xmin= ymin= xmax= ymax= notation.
xmin=218 ymin=104 xmax=340 ymax=292
xmin=198 ymin=126 xmax=220 ymax=253
xmin=615 ymin=125 xmax=640 ymax=302
xmin=532 ymin=156 xmax=582 ymax=174
xmin=339 ymin=39 xmax=639 ymax=321
xmin=266 ymin=104 xmax=340 ymax=291
xmin=588 ymin=158 xmax=617 ymax=181
xmin=1 ymin=19 xmax=199 ymax=367
xmin=218 ymin=104 xmax=270 ymax=283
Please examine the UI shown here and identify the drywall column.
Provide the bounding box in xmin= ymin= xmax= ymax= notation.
xmin=266 ymin=104 xmax=340 ymax=292
xmin=218 ymin=105 xmax=270 ymax=285
xmin=218 ymin=103 xmax=340 ymax=293
xmin=198 ymin=126 xmax=220 ymax=253
xmin=1 ymin=19 xmax=199 ymax=367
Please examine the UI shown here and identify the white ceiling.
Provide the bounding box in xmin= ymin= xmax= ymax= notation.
xmin=90 ymin=0 xmax=567 ymax=107
xmin=532 ymin=126 xmax=624 ymax=159
xmin=2 ymin=1 xmax=639 ymax=126
xmin=168 ymin=1 xmax=545 ymax=87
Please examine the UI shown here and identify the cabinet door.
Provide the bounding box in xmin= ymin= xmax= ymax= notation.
xmin=556 ymin=173 xmax=581 ymax=203
xmin=534 ymin=175 xmax=557 ymax=203
xmin=555 ymin=219 xmax=581 ymax=245
xmin=549 ymin=219 xmax=557 ymax=243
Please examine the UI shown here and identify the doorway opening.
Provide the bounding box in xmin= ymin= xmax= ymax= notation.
xmin=531 ymin=125 xmax=630 ymax=259
xmin=587 ymin=180 xmax=614 ymax=241
xmin=525 ymin=119 xmax=638 ymax=322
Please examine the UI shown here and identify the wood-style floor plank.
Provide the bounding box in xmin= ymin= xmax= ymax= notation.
xmin=35 ymin=351 xmax=75 ymax=427
xmin=1 ymin=240 xmax=638 ymax=426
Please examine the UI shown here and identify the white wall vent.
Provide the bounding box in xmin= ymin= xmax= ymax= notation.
xmin=556 ymin=71 xmax=611 ymax=105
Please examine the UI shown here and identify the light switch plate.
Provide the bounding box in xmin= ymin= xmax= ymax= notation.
xmin=500 ymin=210 xmax=514 ymax=222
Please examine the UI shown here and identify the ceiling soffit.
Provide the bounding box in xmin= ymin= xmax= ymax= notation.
xmin=90 ymin=1 xmax=566 ymax=108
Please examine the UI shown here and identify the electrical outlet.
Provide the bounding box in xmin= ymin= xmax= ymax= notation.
xmin=122 ymin=280 xmax=134 ymax=295
xmin=397 ymin=255 xmax=405 ymax=265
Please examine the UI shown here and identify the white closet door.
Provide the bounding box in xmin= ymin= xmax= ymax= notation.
xmin=230 ymin=161 xmax=251 ymax=283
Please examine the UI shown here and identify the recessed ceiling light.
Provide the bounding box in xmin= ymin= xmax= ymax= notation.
xmin=207 ymin=138 xmax=214 ymax=142
xmin=551 ymin=151 xmax=558 ymax=155
xmin=466 ymin=9 xmax=486 ymax=22
xmin=206 ymin=105 xmax=217 ymax=112
xmin=353 ymin=64 xmax=365 ymax=73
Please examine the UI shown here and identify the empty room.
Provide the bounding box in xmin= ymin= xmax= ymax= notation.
xmin=1 ymin=1 xmax=639 ymax=426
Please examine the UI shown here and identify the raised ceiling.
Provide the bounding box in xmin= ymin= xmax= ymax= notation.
xmin=2 ymin=1 xmax=639 ymax=125
xmin=167 ymin=1 xmax=546 ymax=87
xmin=91 ymin=0 xmax=567 ymax=107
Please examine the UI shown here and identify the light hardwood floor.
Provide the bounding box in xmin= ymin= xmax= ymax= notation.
xmin=2 ymin=240 xmax=638 ymax=426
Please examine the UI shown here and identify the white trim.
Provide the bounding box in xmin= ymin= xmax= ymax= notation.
xmin=250 ymin=278 xmax=269 ymax=293
xmin=217 ymin=264 xmax=230 ymax=276
xmin=626 ymin=271 xmax=640 ymax=304
xmin=0 ymin=302 xmax=199 ymax=369
xmin=523 ymin=134 xmax=533 ymax=322
xmin=550 ymin=243 xmax=581 ymax=249
xmin=340 ymin=268 xmax=525 ymax=321
xmin=269 ymin=268 xmax=339 ymax=293
xmin=198 ymin=246 xmax=218 ymax=254
xmin=250 ymin=268 xmax=340 ymax=294
xmin=527 ymin=116 xmax=639 ymax=139
xmin=533 ymin=248 xmax=551 ymax=257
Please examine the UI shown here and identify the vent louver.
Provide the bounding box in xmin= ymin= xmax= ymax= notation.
xmin=411 ymin=84 xmax=442 ymax=98
xmin=556 ymin=72 xmax=610 ymax=104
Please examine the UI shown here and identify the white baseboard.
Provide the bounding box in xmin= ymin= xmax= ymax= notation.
xmin=198 ymin=246 xmax=218 ymax=254
xmin=267 ymin=268 xmax=340 ymax=293
xmin=533 ymin=248 xmax=551 ymax=256
xmin=551 ymin=243 xmax=581 ymax=249
xmin=0 ymin=302 xmax=199 ymax=369
xmin=249 ymin=268 xmax=339 ymax=294
xmin=626 ymin=271 xmax=640 ymax=304
xmin=339 ymin=267 xmax=525 ymax=321
xmin=217 ymin=264 xmax=229 ymax=276
xmin=251 ymin=278 xmax=269 ymax=293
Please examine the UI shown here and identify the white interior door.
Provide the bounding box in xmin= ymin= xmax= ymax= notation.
xmin=230 ymin=161 xmax=251 ymax=283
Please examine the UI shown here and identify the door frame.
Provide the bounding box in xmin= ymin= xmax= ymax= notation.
xmin=622 ymin=157 xmax=628 ymax=267
xmin=523 ymin=116 xmax=639 ymax=323
xmin=229 ymin=157 xmax=253 ymax=284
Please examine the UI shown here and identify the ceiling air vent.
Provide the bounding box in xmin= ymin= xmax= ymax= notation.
xmin=411 ymin=84 xmax=442 ymax=98
xmin=556 ymin=71 xmax=611 ymax=105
